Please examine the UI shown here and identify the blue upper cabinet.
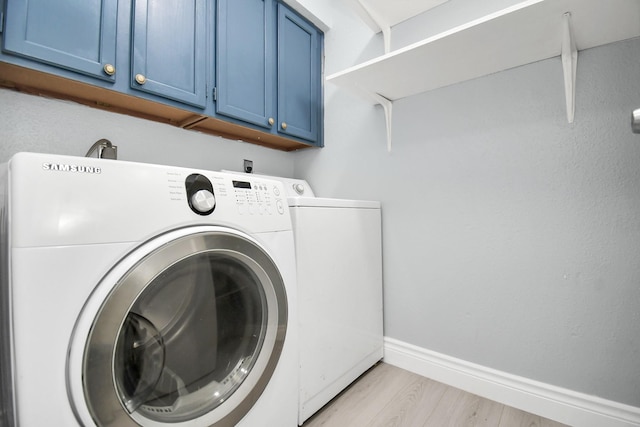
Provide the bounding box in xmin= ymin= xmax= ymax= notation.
xmin=0 ymin=0 xmax=322 ymax=150
xmin=216 ymin=0 xmax=275 ymax=129
xmin=277 ymin=4 xmax=321 ymax=143
xmin=2 ymin=0 xmax=118 ymax=82
xmin=131 ymin=0 xmax=207 ymax=108
xmin=216 ymin=0 xmax=323 ymax=146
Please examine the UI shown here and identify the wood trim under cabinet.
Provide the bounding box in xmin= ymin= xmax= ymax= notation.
xmin=0 ymin=62 xmax=313 ymax=152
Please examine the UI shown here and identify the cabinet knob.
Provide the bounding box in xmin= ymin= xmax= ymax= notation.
xmin=135 ymin=74 xmax=147 ymax=85
xmin=633 ymin=108 xmax=640 ymax=134
xmin=281 ymin=122 xmax=288 ymax=130
xmin=268 ymin=117 xmax=275 ymax=126
xmin=103 ymin=64 xmax=116 ymax=76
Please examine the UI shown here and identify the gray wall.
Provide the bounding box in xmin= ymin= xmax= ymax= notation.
xmin=0 ymin=90 xmax=294 ymax=175
xmin=391 ymin=0 xmax=524 ymax=50
xmin=295 ymin=0 xmax=640 ymax=407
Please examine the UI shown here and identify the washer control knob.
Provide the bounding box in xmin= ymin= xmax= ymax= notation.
xmin=191 ymin=189 xmax=216 ymax=213
xmin=293 ymin=183 xmax=305 ymax=195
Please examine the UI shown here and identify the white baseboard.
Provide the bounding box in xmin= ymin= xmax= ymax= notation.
xmin=383 ymin=337 xmax=640 ymax=427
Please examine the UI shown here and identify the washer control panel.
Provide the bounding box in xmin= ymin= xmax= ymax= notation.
xmin=220 ymin=171 xmax=315 ymax=198
xmin=231 ymin=178 xmax=284 ymax=216
xmin=181 ymin=173 xmax=286 ymax=217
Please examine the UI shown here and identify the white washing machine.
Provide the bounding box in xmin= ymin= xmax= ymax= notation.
xmin=224 ymin=173 xmax=384 ymax=425
xmin=0 ymin=153 xmax=298 ymax=427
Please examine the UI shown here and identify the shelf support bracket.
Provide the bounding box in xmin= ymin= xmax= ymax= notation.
xmin=371 ymin=92 xmax=393 ymax=152
xmin=356 ymin=0 xmax=392 ymax=53
xmin=562 ymin=12 xmax=577 ymax=123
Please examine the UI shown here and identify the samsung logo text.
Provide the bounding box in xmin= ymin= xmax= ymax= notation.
xmin=42 ymin=163 xmax=102 ymax=174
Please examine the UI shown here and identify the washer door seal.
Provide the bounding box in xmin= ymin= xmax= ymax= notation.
xmin=67 ymin=226 xmax=287 ymax=427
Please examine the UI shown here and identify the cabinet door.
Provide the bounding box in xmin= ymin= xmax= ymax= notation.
xmin=131 ymin=0 xmax=207 ymax=108
xmin=277 ymin=4 xmax=321 ymax=143
xmin=216 ymin=0 xmax=275 ymax=129
xmin=2 ymin=0 xmax=118 ymax=82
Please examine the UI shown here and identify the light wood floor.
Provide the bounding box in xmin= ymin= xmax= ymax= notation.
xmin=302 ymin=363 xmax=569 ymax=427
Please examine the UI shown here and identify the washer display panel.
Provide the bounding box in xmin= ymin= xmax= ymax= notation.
xmin=69 ymin=227 xmax=287 ymax=427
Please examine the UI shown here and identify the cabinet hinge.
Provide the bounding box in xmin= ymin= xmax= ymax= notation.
xmin=212 ymin=87 xmax=217 ymax=101
xmin=0 ymin=12 xmax=4 ymax=33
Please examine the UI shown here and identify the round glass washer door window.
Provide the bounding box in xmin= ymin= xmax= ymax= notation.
xmin=76 ymin=227 xmax=287 ymax=427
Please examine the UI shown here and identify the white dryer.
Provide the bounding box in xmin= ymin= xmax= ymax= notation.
xmin=288 ymin=191 xmax=383 ymax=425
xmin=0 ymin=153 xmax=298 ymax=427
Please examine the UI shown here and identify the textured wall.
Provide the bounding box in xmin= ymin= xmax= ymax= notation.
xmin=296 ymin=0 xmax=640 ymax=407
xmin=0 ymin=90 xmax=294 ymax=175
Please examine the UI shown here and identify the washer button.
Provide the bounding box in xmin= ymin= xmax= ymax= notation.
xmin=276 ymin=200 xmax=284 ymax=214
xmin=273 ymin=186 xmax=280 ymax=196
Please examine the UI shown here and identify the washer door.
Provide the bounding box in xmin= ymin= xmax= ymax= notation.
xmin=68 ymin=226 xmax=287 ymax=427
